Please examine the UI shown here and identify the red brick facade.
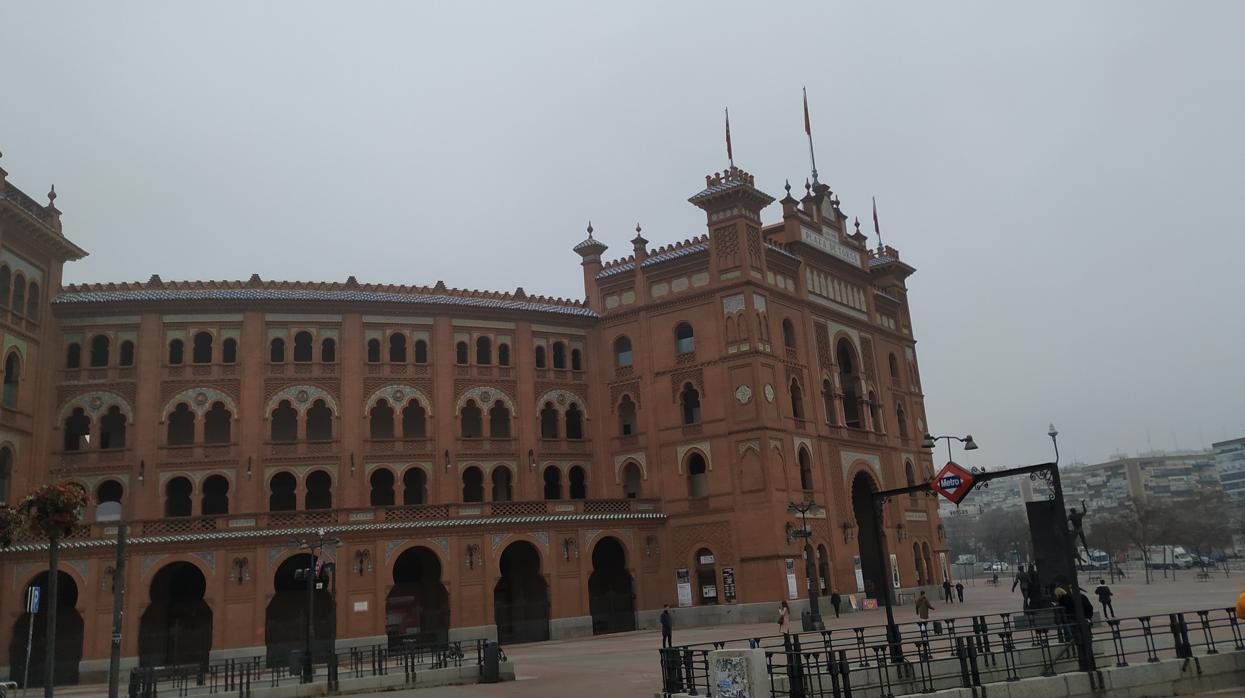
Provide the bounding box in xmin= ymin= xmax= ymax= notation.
xmin=0 ymin=158 xmax=944 ymax=683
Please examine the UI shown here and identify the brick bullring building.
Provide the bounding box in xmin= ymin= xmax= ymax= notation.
xmin=0 ymin=153 xmax=944 ymax=685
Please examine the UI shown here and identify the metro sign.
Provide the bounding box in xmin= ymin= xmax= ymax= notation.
xmin=931 ymin=461 xmax=976 ymax=504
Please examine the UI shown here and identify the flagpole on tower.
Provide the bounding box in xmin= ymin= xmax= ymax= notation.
xmin=873 ymin=196 xmax=884 ymax=250
xmin=725 ymin=107 xmax=734 ymax=168
xmin=804 ymin=87 xmax=819 ymax=185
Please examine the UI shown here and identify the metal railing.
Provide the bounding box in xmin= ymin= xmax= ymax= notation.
xmin=127 ymin=638 xmax=494 ymax=697
xmin=658 ymin=607 xmax=1245 ymax=697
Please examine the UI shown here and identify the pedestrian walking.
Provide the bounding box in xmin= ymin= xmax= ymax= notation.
xmin=991 ymin=572 xmax=999 ymax=587
xmin=915 ymin=590 xmax=934 ymax=630
xmin=660 ymin=603 xmax=673 ymax=648
xmin=829 ymin=591 xmax=842 ymax=618
xmin=1094 ymin=579 xmax=1114 ymax=618
xmin=955 ymin=582 xmax=965 ymax=603
xmin=778 ymin=600 xmax=791 ymax=635
xmin=942 ymin=579 xmax=953 ymax=603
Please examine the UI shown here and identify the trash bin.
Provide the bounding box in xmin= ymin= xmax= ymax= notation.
xmin=480 ymin=641 xmax=500 ymax=683
xmin=802 ymin=611 xmax=814 ymax=631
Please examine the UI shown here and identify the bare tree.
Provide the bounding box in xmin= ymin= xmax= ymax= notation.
xmin=1116 ymin=495 xmax=1175 ymax=584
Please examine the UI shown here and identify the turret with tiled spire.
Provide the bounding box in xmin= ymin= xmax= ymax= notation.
xmin=689 ymin=164 xmax=774 ymax=282
xmin=573 ymin=221 xmax=609 ymax=312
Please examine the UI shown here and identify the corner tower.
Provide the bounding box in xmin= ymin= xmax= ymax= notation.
xmin=689 ymin=166 xmax=775 ymax=283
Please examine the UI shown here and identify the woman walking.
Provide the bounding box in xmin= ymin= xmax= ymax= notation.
xmin=778 ymin=601 xmax=792 ymax=635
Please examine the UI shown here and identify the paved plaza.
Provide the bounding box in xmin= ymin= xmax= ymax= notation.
xmin=46 ymin=572 xmax=1245 ymax=697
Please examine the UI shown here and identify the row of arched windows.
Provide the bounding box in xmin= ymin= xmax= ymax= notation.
xmin=66 ymin=336 xmax=137 ymax=369
xmin=0 ymin=266 xmax=39 ymax=320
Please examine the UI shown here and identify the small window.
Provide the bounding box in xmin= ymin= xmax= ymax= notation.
xmin=168 ymin=339 xmax=184 ymax=366
xmin=367 ymin=338 xmax=381 ymax=363
xmin=889 ymin=353 xmax=900 ymax=380
xmin=462 ymin=467 xmax=484 ymax=503
xmin=782 ymin=319 xmax=797 ymax=349
xmin=476 ymin=336 xmax=492 ymax=365
xmin=25 ymin=282 xmax=38 ymax=320
xmin=0 ymin=447 xmax=10 ymax=504
xmin=570 ymin=348 xmax=582 ymax=370
xmin=306 ymin=400 xmax=333 ymax=441
xmin=269 ymin=337 xmax=285 ymax=363
xmin=456 ymin=342 xmax=469 ymax=365
xmin=293 ymin=331 xmax=313 ymax=362
xmin=896 ymin=404 xmax=909 ymax=439
xmin=790 ymin=379 xmax=805 ymax=421
xmin=63 ymin=407 xmax=90 ymax=451
xmin=305 ymin=470 xmax=332 ymax=509
xmin=569 ymin=466 xmax=586 ymax=499
xmin=613 ymin=336 xmax=632 ymax=367
xmin=192 ymin=331 xmax=213 ymax=364
xmin=370 ymin=468 xmax=396 ymax=507
xmin=404 ymin=468 xmax=428 ymax=505
xmin=120 ymin=341 xmax=136 ymax=367
xmin=201 ymin=475 xmax=230 ymax=516
xmin=680 ymin=383 xmax=701 ymax=425
xmin=618 ymin=395 xmax=637 ymax=436
xmin=540 ymin=402 xmax=559 ymax=439
xmin=534 ymin=345 xmax=546 ymax=368
xmin=798 ymin=449 xmax=813 ymax=491
xmin=268 ymin=471 xmax=297 ymax=511
xmin=89 ymin=335 xmax=110 ymax=367
xmin=498 ymin=343 xmax=510 ymax=367
xmin=270 ymin=400 xmax=298 ymax=442
xmin=95 ymin=479 xmax=123 ymax=521
xmin=370 ymin=399 xmax=395 ymax=439
xmin=100 ymin=406 xmax=126 ymax=449
xmin=414 ymin=340 xmax=428 ymax=364
xmin=686 ymin=453 xmax=708 ymax=499
xmin=220 ymin=338 xmax=236 ymax=364
xmin=675 ymin=323 xmax=695 ymax=354
xmin=66 ymin=342 xmax=82 ymax=369
xmin=389 ymin=333 xmax=407 ymax=363
xmin=565 ymin=404 xmax=584 ymax=440
xmin=11 ymin=274 xmax=24 ymax=314
xmin=489 ymin=402 xmax=511 ymax=438
xmin=543 ymin=466 xmax=562 ymax=500
xmin=0 ymin=267 xmax=9 ymax=308
xmin=204 ymin=402 xmax=232 ymax=444
xmin=492 ymin=467 xmax=513 ymax=502
xmin=321 ymin=338 xmax=336 ymax=363
xmin=402 ymin=401 xmax=427 ymax=438
xmin=167 ymin=404 xmax=196 ymax=446
xmin=2 ymin=353 xmax=19 ymax=408
xmin=165 ymin=477 xmax=193 ymax=518
xmin=552 ymin=341 xmax=567 ymax=369
xmin=621 ymin=462 xmax=642 ymax=499
xmin=460 ymin=400 xmax=482 ymax=438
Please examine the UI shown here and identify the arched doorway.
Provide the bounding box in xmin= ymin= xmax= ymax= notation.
xmin=138 ymin=562 xmax=213 ymax=667
xmin=588 ymin=537 xmax=635 ymax=635
xmin=386 ymin=547 xmax=449 ymax=647
xmin=912 ymin=542 xmax=926 ymax=585
xmin=8 ymin=571 xmax=83 ymax=687
xmin=922 ymin=542 xmax=936 ymax=585
xmin=265 ymin=554 xmax=335 ymax=666
xmin=851 ymin=472 xmax=887 ymax=599
xmin=493 ymin=541 xmax=549 ymax=644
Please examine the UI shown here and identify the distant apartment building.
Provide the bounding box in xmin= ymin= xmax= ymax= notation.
xmin=1214 ymin=438 xmax=1245 ymax=501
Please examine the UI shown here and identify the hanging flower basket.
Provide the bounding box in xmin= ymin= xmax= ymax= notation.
xmin=0 ymin=505 xmax=21 ymax=548
xmin=18 ymin=482 xmax=88 ymax=539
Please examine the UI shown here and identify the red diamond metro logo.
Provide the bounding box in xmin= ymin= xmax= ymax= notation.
xmin=931 ymin=461 xmax=976 ymax=504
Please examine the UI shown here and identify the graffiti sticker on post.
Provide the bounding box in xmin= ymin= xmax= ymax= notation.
xmin=931 ymin=461 xmax=976 ymax=504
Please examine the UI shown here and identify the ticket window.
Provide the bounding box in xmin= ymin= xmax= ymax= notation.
xmin=695 ymin=548 xmax=718 ymax=605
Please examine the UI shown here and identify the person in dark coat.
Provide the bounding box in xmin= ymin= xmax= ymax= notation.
xmin=955 ymin=582 xmax=965 ymax=603
xmin=660 ymin=604 xmax=673 ymax=648
xmin=1094 ymin=579 xmax=1115 ymax=618
xmin=942 ymin=579 xmax=954 ymax=603
xmin=829 ymin=591 xmax=842 ymax=618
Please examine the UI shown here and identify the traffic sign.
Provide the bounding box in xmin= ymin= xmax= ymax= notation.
xmin=930 ymin=461 xmax=976 ymax=504
xmin=26 ymin=586 xmax=40 ymax=614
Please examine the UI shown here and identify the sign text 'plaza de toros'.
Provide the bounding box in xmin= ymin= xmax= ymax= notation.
xmin=0 ymin=149 xmax=944 ymax=684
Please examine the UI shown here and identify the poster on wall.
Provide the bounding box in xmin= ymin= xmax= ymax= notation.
xmin=852 ymin=555 xmax=865 ymax=593
xmin=785 ymin=558 xmax=798 ymax=600
xmin=939 ymin=552 xmax=949 ymax=582
xmin=890 ymin=553 xmax=901 ymax=589
xmin=722 ymin=567 xmax=737 ymax=603
xmin=676 ymin=568 xmax=693 ymax=608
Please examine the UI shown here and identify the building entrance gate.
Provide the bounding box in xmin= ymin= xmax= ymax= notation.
xmin=494 ymin=541 xmax=549 ymax=644
xmin=386 ymin=546 xmax=449 ymax=647
xmin=588 ymin=537 xmax=635 ymax=635
xmin=265 ymin=553 xmax=335 ymax=666
xmin=7 ymin=571 xmax=83 ymax=687
xmin=138 ymin=562 xmax=213 ymax=668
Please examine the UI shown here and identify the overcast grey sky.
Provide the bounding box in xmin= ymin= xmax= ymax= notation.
xmin=2 ymin=2 xmax=1242 ymax=468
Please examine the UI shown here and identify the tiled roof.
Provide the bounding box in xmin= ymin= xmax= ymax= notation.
xmin=0 ymin=511 xmax=667 ymax=553
xmin=54 ymin=283 xmax=596 ymax=317
xmin=597 ymin=241 xmax=709 ymax=279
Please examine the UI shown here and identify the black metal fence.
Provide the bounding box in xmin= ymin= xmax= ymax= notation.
xmin=128 ymin=638 xmax=497 ymax=697
xmin=658 ymin=607 xmax=1245 ymax=697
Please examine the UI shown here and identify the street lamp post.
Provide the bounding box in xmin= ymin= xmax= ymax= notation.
xmin=291 ymin=528 xmax=341 ymax=684
xmin=1046 ymin=424 xmax=1097 ymax=673
xmin=787 ymin=500 xmax=823 ymax=630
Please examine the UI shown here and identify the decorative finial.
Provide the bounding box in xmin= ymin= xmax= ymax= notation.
xmin=804 ymin=178 xmax=811 ymax=194
xmin=635 ymin=222 xmax=642 ymax=234
xmin=854 ymin=217 xmax=861 ymax=233
xmin=48 ymin=184 xmax=57 ymax=204
xmin=586 ymin=221 xmax=594 ymax=238
xmin=784 ymin=179 xmax=791 ymax=194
